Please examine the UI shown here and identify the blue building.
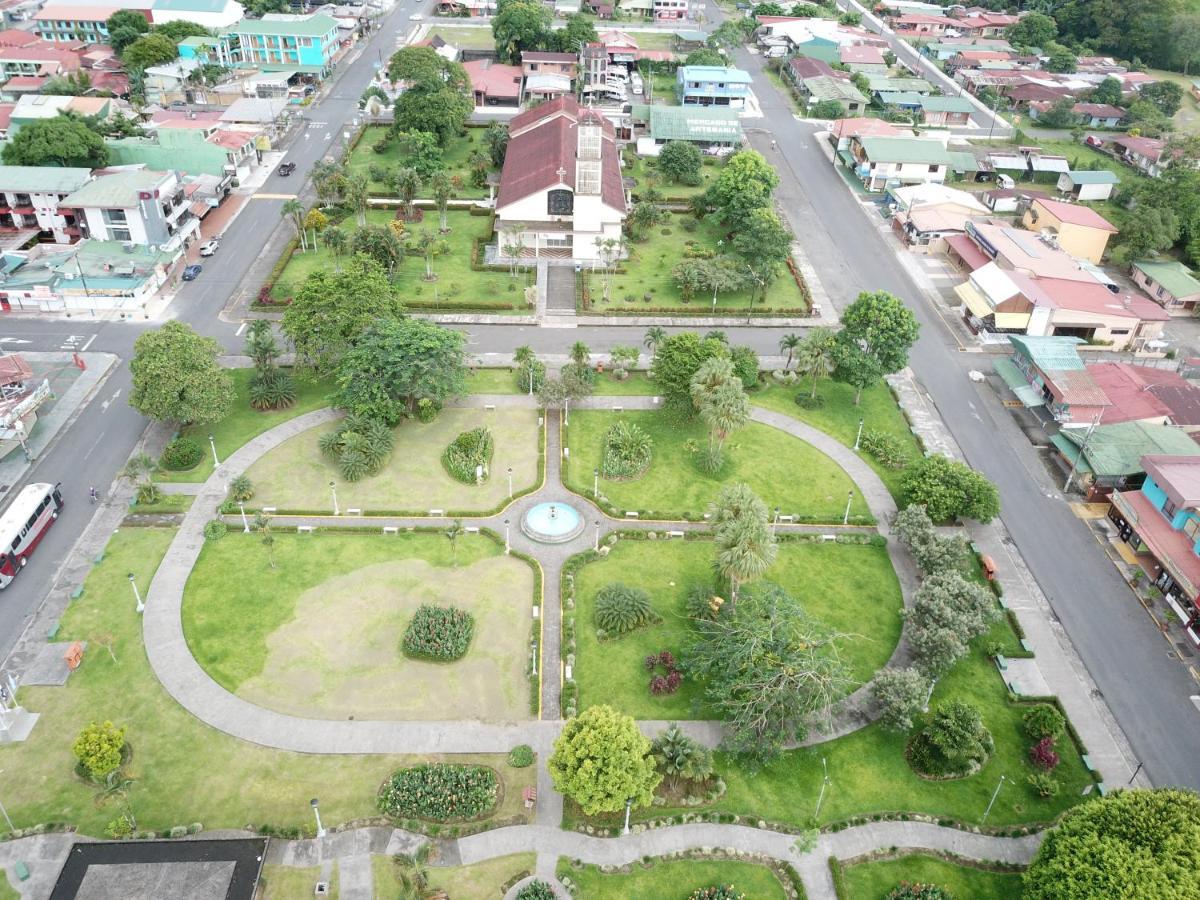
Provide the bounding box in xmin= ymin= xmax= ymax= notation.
xmin=676 ymin=65 xmax=752 ymax=109
xmin=179 ymin=13 xmax=341 ymax=80
xmin=1110 ymin=455 xmax=1200 ymax=640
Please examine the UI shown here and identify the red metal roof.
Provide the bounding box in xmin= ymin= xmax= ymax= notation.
xmin=1031 ymin=197 xmax=1118 ymax=233
xmin=945 ymin=232 xmax=989 ymax=271
xmin=788 ymin=56 xmax=837 ymax=80
xmin=840 ymin=45 xmax=885 ymax=65
xmin=830 ymin=117 xmax=902 ymax=140
xmin=1143 ymin=456 xmax=1200 ymax=507
xmin=1074 ymin=103 xmax=1124 ymax=118
xmin=1114 ymin=488 xmax=1200 ymax=598
xmin=1090 ymin=364 xmax=1200 ymax=428
xmin=1114 ymin=135 xmax=1166 ymax=161
xmin=463 ymin=59 xmax=522 ymax=99
xmin=0 ymin=29 xmax=41 ymax=47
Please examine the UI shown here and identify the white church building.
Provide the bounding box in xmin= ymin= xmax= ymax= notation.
xmin=494 ymin=96 xmax=628 ymax=262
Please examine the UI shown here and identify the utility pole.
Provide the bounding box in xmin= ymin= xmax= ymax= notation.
xmin=1063 ymin=413 xmax=1102 ymax=494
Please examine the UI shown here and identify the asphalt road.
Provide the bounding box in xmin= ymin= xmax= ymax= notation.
xmin=1 ymin=11 xmax=1197 ymax=793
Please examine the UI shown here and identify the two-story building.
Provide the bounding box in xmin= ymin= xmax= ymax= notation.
xmin=60 ymin=168 xmax=200 ymax=251
xmin=1132 ymin=259 xmax=1200 ymax=315
xmin=0 ymin=43 xmax=79 ymax=85
xmin=33 ymin=4 xmax=129 ymax=43
xmin=1021 ymin=196 xmax=1118 ymax=264
xmin=522 ymin=51 xmax=575 ymax=102
xmin=150 ymin=0 xmax=243 ymax=29
xmin=676 ymin=65 xmax=752 ymax=109
xmin=1109 ymin=455 xmax=1200 ymax=642
xmin=846 ymin=135 xmax=952 ymax=192
xmin=796 ymin=75 xmax=869 ymax=116
xmin=0 ymin=165 xmax=91 ymax=242
xmin=189 ymin=13 xmax=340 ymax=80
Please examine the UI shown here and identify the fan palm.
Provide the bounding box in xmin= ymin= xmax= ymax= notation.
xmin=714 ymin=516 xmax=777 ymax=603
xmin=700 ymin=379 xmax=749 ymax=453
xmin=795 ymin=327 xmax=838 ymax=400
xmin=394 ymin=166 xmax=421 ymax=219
xmin=643 ymin=326 xmax=666 ymax=351
xmin=779 ymin=333 xmax=801 ymax=370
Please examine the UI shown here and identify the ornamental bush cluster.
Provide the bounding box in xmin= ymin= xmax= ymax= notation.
xmin=690 ymin=886 xmax=746 ymax=900
xmin=442 ymin=427 xmax=493 ymax=484
xmin=908 ymin=701 xmax=993 ymax=778
xmin=886 ymin=884 xmax=953 ymax=900
xmin=645 ymin=650 xmax=683 ymax=695
xmin=594 ymin=583 xmax=661 ymax=639
xmin=318 ymin=413 xmax=394 ymax=482
xmin=72 ymin=721 xmax=126 ymax=780
xmin=860 ymin=429 xmax=910 ymax=470
xmin=376 ymin=763 xmax=498 ymax=821
xmin=402 ymin=605 xmax=475 ymax=661
xmin=159 ymin=437 xmax=202 ymax=471
xmin=515 ymin=881 xmax=555 ymax=900
xmin=600 ymin=420 xmax=653 ymax=480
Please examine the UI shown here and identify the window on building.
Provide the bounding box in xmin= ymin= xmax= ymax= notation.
xmin=109 ymin=227 xmax=131 ymax=242
xmin=547 ymin=188 xmax=573 ymax=215
xmin=928 ymin=164 xmax=939 ymax=172
xmin=1164 ymin=498 xmax=1178 ymax=519
xmin=1111 ymin=328 xmax=1130 ymax=335
xmin=102 ymin=208 xmax=127 ymax=225
xmin=1184 ymin=516 xmax=1200 ymax=541
xmin=1156 ymin=285 xmax=1164 ymax=297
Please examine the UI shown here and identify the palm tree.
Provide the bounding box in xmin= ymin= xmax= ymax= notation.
xmin=280 ymin=198 xmax=306 ymax=251
xmin=415 ymin=230 xmax=448 ymax=280
xmin=795 ymin=327 xmax=838 ymax=400
xmin=392 ymin=844 xmax=443 ymax=900
xmin=244 ymin=320 xmax=278 ymax=373
xmin=324 ymin=227 xmax=348 ymax=272
xmin=345 ymin=172 xmax=370 ymax=227
xmin=700 ymin=379 xmax=749 ymax=454
xmin=689 ymin=356 xmax=736 ymax=410
xmin=255 ymin=514 xmax=276 ymax=570
xmin=779 ymin=333 xmax=801 ymax=370
xmin=394 ymin=166 xmax=421 ymax=219
xmin=570 ymin=340 xmax=590 ymax=368
xmin=430 ymin=171 xmax=453 ymax=233
xmin=714 ymin=515 xmax=777 ymax=604
xmin=643 ymin=326 xmax=666 ymax=352
xmin=445 ymin=518 xmax=464 ymax=566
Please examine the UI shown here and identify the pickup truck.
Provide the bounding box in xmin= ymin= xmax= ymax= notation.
xmin=278 ymin=162 xmax=296 ymax=176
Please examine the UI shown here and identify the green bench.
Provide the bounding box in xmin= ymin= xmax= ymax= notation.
xmin=13 ymin=861 xmax=29 ymax=882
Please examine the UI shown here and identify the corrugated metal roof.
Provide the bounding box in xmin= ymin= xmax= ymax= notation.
xmin=0 ymin=165 xmax=91 ymax=193
xmin=648 ymin=104 xmax=742 ymax=143
xmin=1009 ymin=335 xmax=1086 ymax=372
xmin=1057 ymin=422 xmax=1200 ymax=478
xmin=1133 ymin=260 xmax=1200 ymax=300
xmin=61 ymin=170 xmax=167 ymax=209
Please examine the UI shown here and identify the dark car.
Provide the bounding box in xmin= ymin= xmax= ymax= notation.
xmin=279 ymin=162 xmax=296 ymax=176
xmin=182 ymin=264 xmax=202 ymax=281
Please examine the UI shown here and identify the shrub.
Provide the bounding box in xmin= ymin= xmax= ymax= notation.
xmin=886 ymin=884 xmax=953 ymax=900
xmin=229 ymin=475 xmax=254 ymax=503
xmin=1027 ymin=772 xmax=1060 ymax=798
xmin=442 ymin=427 xmax=494 ymax=485
xmin=908 ymin=701 xmax=993 ymax=778
xmin=685 ymin=582 xmax=724 ymax=621
xmin=730 ymin=345 xmax=759 ymax=390
xmin=159 ymin=437 xmax=202 ymax=471
xmin=690 ymin=887 xmax=746 ymax=900
xmin=318 ymin=413 xmax=394 ymax=482
xmin=1029 ymin=736 xmax=1060 ymax=771
xmin=416 ymin=397 xmax=441 ymax=423
xmin=516 ymin=881 xmax=556 ymax=900
xmin=507 ymin=745 xmax=534 ymax=768
xmin=860 ymin=430 xmax=910 ymax=469
xmin=203 ymin=520 xmax=228 ymax=542
xmin=72 ymin=721 xmax=126 ymax=780
xmin=249 ymin=369 xmax=296 ymax=411
xmin=593 ymin=583 xmax=660 ymax=637
xmin=600 ymin=420 xmax=653 ymax=480
xmin=403 ymin=605 xmax=474 ymax=661
xmin=377 ymin=764 xmax=498 ymax=821
xmin=1022 ymin=704 xmax=1065 ymax=741
xmin=136 ymin=483 xmax=162 ymax=505
xmin=695 ymin=446 xmax=726 ymax=475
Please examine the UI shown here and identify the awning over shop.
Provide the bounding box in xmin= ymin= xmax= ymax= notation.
xmin=994 ymin=357 xmax=1045 ymax=407
xmin=954 ymin=279 xmax=992 ymax=319
xmin=837 ymin=149 xmax=856 ymax=167
xmin=1050 ymin=433 xmax=1092 ymax=473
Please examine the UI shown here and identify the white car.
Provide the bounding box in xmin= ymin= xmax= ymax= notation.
xmin=409 ymin=12 xmax=423 ymax=19
xmin=199 ymin=239 xmax=220 ymax=257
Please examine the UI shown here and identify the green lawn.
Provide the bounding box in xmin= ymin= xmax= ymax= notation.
xmin=840 ymin=854 xmax=1023 ymax=900
xmin=591 ymin=373 xmax=658 ymax=396
xmin=0 ymin=529 xmax=533 ymax=836
xmin=261 ymin=865 xmax=336 ymax=899
xmin=571 ymin=538 xmax=903 ymax=719
xmin=424 ymin=853 xmax=536 ymax=896
xmin=183 ymin=531 xmax=536 ymax=722
xmin=587 ymin=213 xmax=809 ymax=313
xmin=129 ymin=494 xmax=194 ymax=515
xmin=467 ymin=367 xmax=522 ymax=394
xmin=157 ymin=369 xmax=334 ymax=484
xmin=346 ymin=125 xmax=495 ymax=197
xmin=559 ymin=858 xmax=788 ymax=899
xmin=563 ymin=409 xmax=871 ymax=522
xmin=271 ymin=209 xmax=529 ymax=313
xmin=752 ymin=379 xmax=923 ymax=502
xmin=425 ymin=24 xmax=497 ymax=51
xmin=243 ymin=406 xmax=540 ymax=514
xmin=624 ymin=153 xmax=721 ymax=201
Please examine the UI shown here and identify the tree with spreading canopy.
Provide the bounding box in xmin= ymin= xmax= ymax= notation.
xmin=122 ymin=33 xmax=179 ymax=70
xmin=152 ymin=20 xmax=211 ymax=42
xmin=130 ymin=322 xmax=233 ymax=425
xmin=902 ymin=454 xmax=1001 ymax=524
xmin=650 ymin=331 xmax=729 ymax=416
xmin=2 ymin=115 xmax=108 ymax=167
xmin=1006 ymin=12 xmax=1057 ymax=48
xmin=871 ymin=667 xmax=930 ymax=733
xmin=351 ymin=224 xmax=404 ymax=276
xmin=707 ymin=149 xmax=778 ymax=228
xmin=1090 ymin=76 xmax=1124 ymax=107
xmin=492 ymin=0 xmax=552 ymax=62
xmin=685 ymin=48 xmax=725 ymax=66
xmin=657 ymin=140 xmax=704 ymax=186
xmin=1140 ymin=80 xmax=1185 ymax=117
xmin=106 ymin=10 xmax=149 ymax=55
xmin=548 ymin=705 xmax=661 ymax=816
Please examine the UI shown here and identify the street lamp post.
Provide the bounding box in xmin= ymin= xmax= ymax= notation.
xmin=239 ymin=502 xmax=250 ymax=534
xmin=594 ymin=519 xmax=601 ymax=551
xmin=622 ymin=796 xmax=633 ymax=835
xmin=854 ymin=418 xmax=864 ymax=451
xmin=208 ymin=434 xmax=219 ymax=467
xmin=593 ymin=467 xmax=599 ymax=499
xmin=772 ymin=506 xmax=780 ymax=536
xmin=843 ymin=490 xmax=854 ymax=526
xmin=129 ymin=573 xmax=143 ymax=614
xmin=310 ymin=798 xmax=326 ymax=838
xmin=504 ymin=518 xmax=511 ymax=554
xmin=329 ymin=481 xmax=339 ymax=516
xmin=980 ymin=774 xmax=1007 ymax=826
xmin=507 ymin=466 xmax=513 ymax=499
xmin=814 ymin=756 xmax=831 ymax=818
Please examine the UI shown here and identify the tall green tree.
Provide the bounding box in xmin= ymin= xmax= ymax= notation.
xmin=122 ymin=33 xmax=178 ymax=69
xmin=1024 ymin=789 xmax=1200 ymax=900
xmin=484 ymin=122 xmax=509 ymax=167
xmin=1090 ymin=76 xmax=1124 ymax=106
xmin=281 ymin=256 xmax=404 ymax=377
xmin=548 ymin=705 xmax=661 ymax=816
xmin=1141 ymin=81 xmax=1185 ymax=117
xmin=709 ymin=482 xmax=777 ymax=604
xmin=657 ymin=141 xmax=704 ymax=186
xmin=778 ymin=333 xmax=801 ymax=370
xmin=687 ymin=584 xmax=852 ymax=764
xmin=129 ymin=322 xmax=233 ymax=425
xmin=1119 ymin=204 xmax=1180 ymax=260
xmin=106 ymin=9 xmax=149 ymax=55
xmin=1006 ymin=12 xmax=1057 ymax=48
xmin=396 ymin=130 xmax=444 ymax=179
xmin=430 ymin=171 xmax=453 ymax=233
xmin=651 ymin=332 xmax=729 ymax=416
xmin=152 ymin=20 xmax=210 ymax=42
xmin=554 ymin=13 xmax=598 ymax=52
xmin=1044 ymin=42 xmax=1077 ymax=74
xmin=731 ymin=207 xmax=793 ymax=269
xmin=492 ymin=0 xmax=552 ymax=62
xmin=386 ymin=46 xmax=469 ymax=92
xmin=393 ymin=166 xmax=421 ymax=219
xmin=795 ymin=327 xmax=838 ymax=400
xmin=707 ymin=150 xmax=778 ymax=228
xmin=840 ymin=290 xmax=920 ymax=375
xmin=351 ymin=224 xmax=404 ymax=275
xmin=394 ymin=83 xmax=472 ymax=147
xmin=333 ymin=318 xmax=466 ymax=426
xmin=901 ymin=454 xmax=1000 ymax=523
xmin=1 ymin=115 xmax=107 ymax=167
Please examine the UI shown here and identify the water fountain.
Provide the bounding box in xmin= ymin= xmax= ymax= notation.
xmin=521 ymin=502 xmax=585 ymax=544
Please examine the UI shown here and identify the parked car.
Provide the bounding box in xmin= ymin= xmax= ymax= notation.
xmin=409 ymin=12 xmax=423 ymax=19
xmin=278 ymin=162 xmax=296 ymax=176
xmin=198 ymin=239 xmax=220 ymax=257
xmin=182 ymin=264 xmax=202 ymax=281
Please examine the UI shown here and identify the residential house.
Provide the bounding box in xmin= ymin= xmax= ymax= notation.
xmin=1022 ymin=196 xmax=1118 ymax=264
xmin=839 ymin=44 xmax=887 ymax=74
xmin=1056 ymin=170 xmax=1119 ymax=202
xmin=921 ymin=38 xmax=1014 ymax=62
xmin=676 ymin=65 xmax=752 ymax=108
xmin=0 ymin=30 xmax=41 ymax=49
xmin=1088 ymin=364 xmax=1200 ymax=431
xmin=998 ymin=334 xmax=1110 ymax=421
xmin=789 ymin=36 xmax=841 ymax=64
xmin=0 ymin=165 xmax=90 ymax=242
xmin=218 ymin=97 xmax=290 ymax=139
xmin=785 ymin=55 xmax=841 ymax=85
xmin=60 ymin=168 xmax=200 ymax=251
xmin=143 ymin=57 xmax=203 ymax=106
xmin=8 ymin=94 xmax=110 ymax=135
xmin=795 ymin=75 xmax=868 ymax=115
xmin=879 ymin=92 xmax=973 ymax=125
xmin=149 ymin=0 xmax=243 ymax=28
xmin=1132 ymin=259 xmax=1200 ymax=315
xmin=209 ymin=14 xmax=340 ymax=79
xmin=463 ymin=59 xmax=522 ymax=107
xmin=521 ymin=51 xmax=576 ymax=80
xmin=652 ymin=0 xmax=687 ymax=20
xmin=890 ymin=13 xmax=959 ymax=36
xmin=632 ymin=103 xmax=742 ymax=153
xmin=951 ymin=10 xmax=1019 ymax=38
xmin=494 ymin=96 xmax=628 ymax=262
xmin=107 ymin=120 xmax=258 ymax=182
xmin=887 ymin=183 xmax=988 ymax=251
xmin=1051 ymin=422 xmax=1197 ymax=495
xmin=0 ymin=43 xmax=79 ymax=85
xmin=866 ymin=74 xmax=935 ymax=98
xmin=33 ymin=4 xmax=127 ymax=43
xmin=1109 ymin=455 xmax=1200 ymax=642
xmin=826 ymin=116 xmax=906 ymax=152
xmin=845 ymin=135 xmax=952 ymax=192
xmin=0 ymin=240 xmax=179 ymax=313
xmin=1004 ymin=81 xmax=1075 ymax=107
xmin=1072 ymin=103 xmax=1125 ymax=128
xmin=1112 ymin=135 xmax=1172 ymax=178
xmin=980 ymin=187 xmax=1049 ymax=215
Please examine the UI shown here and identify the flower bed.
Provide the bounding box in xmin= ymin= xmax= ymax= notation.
xmin=442 ymin=427 xmax=494 ymax=485
xmin=402 ymin=605 xmax=475 ymax=661
xmin=377 ymin=763 xmax=499 ymax=821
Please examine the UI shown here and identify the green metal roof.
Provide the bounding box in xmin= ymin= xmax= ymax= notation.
xmin=803 ymin=75 xmax=869 ymax=104
xmin=223 ymin=14 xmax=337 ymax=37
xmin=918 ymin=95 xmax=975 ymax=113
xmin=1133 ymin=259 xmax=1200 ymax=300
xmin=61 ymin=169 xmax=166 ymax=208
xmin=0 ymin=165 xmax=92 ymax=193
xmin=647 ymin=104 xmax=742 ymax=143
xmin=1055 ymin=422 xmax=1200 ymax=478
xmin=857 ymin=136 xmax=952 ymax=165
xmin=867 ymin=75 xmax=934 ymax=93
xmin=994 ymin=358 xmax=1045 ymax=407
xmin=674 ymin=29 xmax=708 ymax=41
xmin=1064 ymin=169 xmax=1120 ymax=185
xmin=877 ymin=91 xmax=925 ymax=107
xmin=947 ymin=151 xmax=979 ymax=172
xmin=1009 ymin=335 xmax=1086 ymax=372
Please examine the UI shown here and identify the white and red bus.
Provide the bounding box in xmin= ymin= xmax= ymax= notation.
xmin=0 ymin=482 xmax=62 ymax=588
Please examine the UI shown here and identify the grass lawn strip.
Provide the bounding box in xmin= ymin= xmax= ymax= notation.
xmin=244 ymin=406 xmax=540 ymax=514
xmin=588 ymin=213 xmax=808 ymax=313
xmin=752 ymin=380 xmax=923 ymax=502
xmin=426 ymin=852 xmax=537 ymax=895
xmin=564 ymin=409 xmax=871 ymax=522
xmin=345 ymin=125 xmax=494 ymax=197
xmin=558 ymin=858 xmax=788 ymax=899
xmin=157 ymin=369 xmax=333 ymax=484
xmin=0 ymin=529 xmax=533 ymax=835
xmin=260 ymin=864 xmax=336 ymax=899
xmin=840 ymin=852 xmax=1024 ymax=900
xmin=184 ymin=532 xmax=535 ymax=721
xmin=571 ymin=538 xmax=902 ymax=719
xmin=624 ymin=153 xmax=721 ymax=201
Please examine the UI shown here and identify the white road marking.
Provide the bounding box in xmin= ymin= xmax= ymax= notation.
xmin=80 ymin=334 xmax=97 ymax=352
xmin=235 ymin=322 xmax=247 ymax=336
xmin=0 ymin=338 xmax=30 ymax=344
xmin=83 ymin=433 xmax=104 ymax=459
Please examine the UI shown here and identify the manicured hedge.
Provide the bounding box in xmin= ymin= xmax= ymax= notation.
xmin=377 ymin=763 xmax=498 ymax=821
xmin=402 ymin=605 xmax=474 ymax=661
xmin=442 ymin=427 xmax=494 ymax=484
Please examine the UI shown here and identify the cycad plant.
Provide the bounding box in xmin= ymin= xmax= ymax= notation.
xmin=319 ymin=414 xmax=394 ymax=481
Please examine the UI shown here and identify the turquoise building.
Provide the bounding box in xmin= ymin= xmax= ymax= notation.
xmin=179 ymin=13 xmax=340 ymax=79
